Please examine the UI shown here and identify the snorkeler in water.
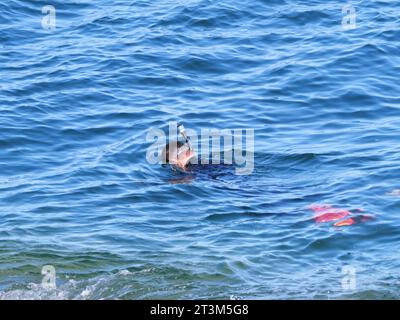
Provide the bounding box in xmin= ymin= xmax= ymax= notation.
xmin=161 ymin=124 xmax=196 ymax=171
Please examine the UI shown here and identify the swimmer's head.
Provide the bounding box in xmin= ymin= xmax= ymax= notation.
xmin=162 ymin=141 xmax=196 ymax=169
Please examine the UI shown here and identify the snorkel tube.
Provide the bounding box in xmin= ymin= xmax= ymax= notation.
xmin=177 ymin=123 xmax=193 ymax=150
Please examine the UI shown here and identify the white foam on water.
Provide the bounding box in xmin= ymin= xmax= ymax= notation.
xmin=0 ymin=268 xmax=159 ymax=300
xmin=0 ymin=276 xmax=110 ymax=300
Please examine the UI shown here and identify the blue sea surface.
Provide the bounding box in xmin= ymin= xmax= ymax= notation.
xmin=1 ymin=0 xmax=400 ymax=299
